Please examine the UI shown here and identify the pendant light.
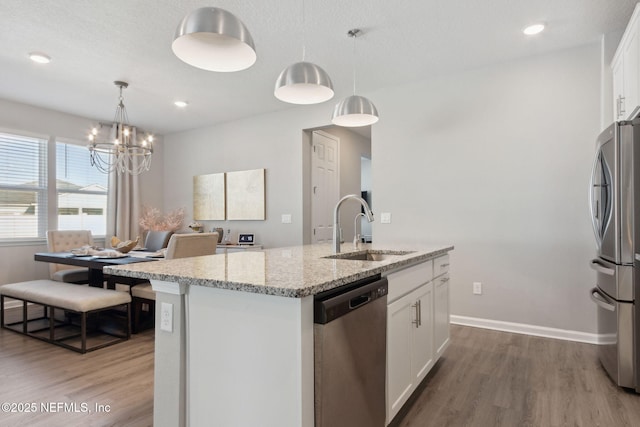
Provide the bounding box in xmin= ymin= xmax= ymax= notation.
xmin=274 ymin=0 xmax=333 ymax=104
xmin=331 ymin=29 xmax=379 ymax=127
xmin=172 ymin=7 xmax=256 ymax=72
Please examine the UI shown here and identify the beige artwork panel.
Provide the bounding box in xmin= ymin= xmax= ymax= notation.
xmin=193 ymin=173 xmax=226 ymax=220
xmin=226 ymin=168 xmax=265 ymax=220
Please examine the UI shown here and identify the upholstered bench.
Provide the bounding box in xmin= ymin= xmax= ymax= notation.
xmin=0 ymin=279 xmax=131 ymax=353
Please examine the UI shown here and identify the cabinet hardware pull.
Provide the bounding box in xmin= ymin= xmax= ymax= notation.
xmin=412 ymin=302 xmax=420 ymax=328
xmin=440 ymin=277 xmax=450 ymax=283
xmin=417 ymin=299 xmax=422 ymax=327
xmin=440 ymin=263 xmax=449 ymax=268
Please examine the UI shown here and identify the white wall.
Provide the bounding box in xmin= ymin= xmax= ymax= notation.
xmin=0 ymin=99 xmax=164 ymax=286
xmin=163 ymin=109 xmax=330 ymax=248
xmin=373 ymin=43 xmax=601 ymax=333
xmin=164 ymin=43 xmax=601 ymax=334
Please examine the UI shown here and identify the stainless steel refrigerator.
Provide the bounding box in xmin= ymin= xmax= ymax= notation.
xmin=589 ymin=119 xmax=640 ymax=392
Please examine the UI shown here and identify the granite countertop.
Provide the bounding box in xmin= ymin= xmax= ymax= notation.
xmin=104 ymin=243 xmax=453 ymax=298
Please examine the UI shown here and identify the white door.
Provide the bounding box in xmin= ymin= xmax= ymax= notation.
xmin=311 ymin=131 xmax=339 ymax=243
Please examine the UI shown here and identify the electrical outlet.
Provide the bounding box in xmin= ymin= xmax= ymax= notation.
xmin=281 ymin=214 xmax=292 ymax=224
xmin=160 ymin=302 xmax=173 ymax=332
xmin=380 ymin=212 xmax=391 ymax=224
xmin=473 ymin=282 xmax=482 ymax=295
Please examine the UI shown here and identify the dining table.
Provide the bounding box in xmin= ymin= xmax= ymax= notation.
xmin=34 ymin=251 xmax=159 ymax=288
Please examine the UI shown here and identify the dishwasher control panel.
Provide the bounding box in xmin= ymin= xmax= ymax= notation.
xmin=314 ymin=275 xmax=388 ymax=324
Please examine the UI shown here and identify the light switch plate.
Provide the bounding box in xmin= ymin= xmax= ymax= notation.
xmin=160 ymin=302 xmax=173 ymax=332
xmin=281 ymin=214 xmax=292 ymax=224
xmin=380 ymin=212 xmax=391 ymax=224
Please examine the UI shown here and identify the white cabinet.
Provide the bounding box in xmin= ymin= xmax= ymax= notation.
xmin=433 ymin=255 xmax=450 ymax=359
xmin=612 ymin=4 xmax=640 ymax=121
xmin=386 ymin=259 xmax=441 ymax=425
xmin=387 ymin=281 xmax=433 ymax=424
xmin=385 ymin=255 xmax=452 ymax=424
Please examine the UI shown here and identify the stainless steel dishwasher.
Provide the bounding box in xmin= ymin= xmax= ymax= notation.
xmin=314 ymin=275 xmax=388 ymax=427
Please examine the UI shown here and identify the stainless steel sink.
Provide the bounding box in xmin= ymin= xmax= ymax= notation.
xmin=324 ymin=250 xmax=415 ymax=261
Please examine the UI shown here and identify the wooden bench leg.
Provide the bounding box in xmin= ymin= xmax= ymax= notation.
xmin=127 ymin=303 xmax=131 ymax=339
xmin=22 ymin=300 xmax=27 ymax=334
xmin=81 ymin=312 xmax=87 ymax=354
xmin=50 ymin=306 xmax=55 ymax=341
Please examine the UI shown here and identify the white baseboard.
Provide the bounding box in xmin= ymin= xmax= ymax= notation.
xmin=451 ymin=315 xmax=601 ymax=345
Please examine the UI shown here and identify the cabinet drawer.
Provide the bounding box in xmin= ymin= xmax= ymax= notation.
xmin=433 ymin=254 xmax=450 ymax=278
xmin=386 ymin=261 xmax=433 ymax=303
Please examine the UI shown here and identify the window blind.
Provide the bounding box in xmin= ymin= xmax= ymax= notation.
xmin=0 ymin=132 xmax=48 ymax=240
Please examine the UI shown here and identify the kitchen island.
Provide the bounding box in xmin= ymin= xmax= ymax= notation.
xmin=105 ymin=243 xmax=453 ymax=427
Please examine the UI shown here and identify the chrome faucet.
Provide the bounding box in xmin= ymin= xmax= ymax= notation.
xmin=333 ymin=194 xmax=374 ymax=253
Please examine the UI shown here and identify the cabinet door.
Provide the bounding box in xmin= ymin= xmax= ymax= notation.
xmin=412 ymin=282 xmax=434 ymax=385
xmin=623 ymin=24 xmax=640 ymax=119
xmin=434 ymin=274 xmax=450 ymax=359
xmin=613 ymin=57 xmax=624 ymax=121
xmin=386 ymin=292 xmax=416 ymax=423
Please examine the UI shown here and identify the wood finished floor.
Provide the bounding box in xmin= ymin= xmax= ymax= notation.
xmin=0 ymin=306 xmax=154 ymax=427
xmin=1 ymin=309 xmax=639 ymax=427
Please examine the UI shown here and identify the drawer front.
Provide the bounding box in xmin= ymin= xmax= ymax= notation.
xmin=433 ymin=254 xmax=450 ymax=278
xmin=386 ymin=261 xmax=433 ymax=303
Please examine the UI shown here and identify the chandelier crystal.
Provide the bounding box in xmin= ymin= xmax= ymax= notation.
xmin=88 ymin=81 xmax=153 ymax=175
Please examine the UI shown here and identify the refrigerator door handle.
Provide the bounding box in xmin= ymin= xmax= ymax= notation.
xmin=590 ymin=287 xmax=616 ymax=312
xmin=589 ymin=259 xmax=615 ymax=276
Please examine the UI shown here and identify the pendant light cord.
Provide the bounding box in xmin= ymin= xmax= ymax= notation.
xmin=352 ymin=31 xmax=357 ymax=95
xmin=348 ymin=29 xmax=360 ymax=95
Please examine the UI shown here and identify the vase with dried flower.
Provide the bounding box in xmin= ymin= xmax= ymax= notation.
xmin=139 ymin=206 xmax=185 ymax=234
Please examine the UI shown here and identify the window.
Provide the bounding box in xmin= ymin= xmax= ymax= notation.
xmin=56 ymin=142 xmax=108 ymax=236
xmin=0 ymin=132 xmax=111 ymax=244
xmin=0 ymin=132 xmax=47 ymax=240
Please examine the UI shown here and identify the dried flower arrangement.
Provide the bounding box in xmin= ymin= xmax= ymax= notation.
xmin=139 ymin=205 xmax=185 ymax=231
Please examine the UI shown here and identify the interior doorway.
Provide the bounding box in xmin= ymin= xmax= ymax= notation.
xmin=302 ymin=125 xmax=372 ymax=245
xmin=310 ymin=130 xmax=339 ymax=244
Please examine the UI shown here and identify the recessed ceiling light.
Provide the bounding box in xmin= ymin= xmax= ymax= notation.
xmin=523 ymin=23 xmax=545 ymax=36
xmin=174 ymin=101 xmax=188 ymax=108
xmin=29 ymin=52 xmax=51 ymax=64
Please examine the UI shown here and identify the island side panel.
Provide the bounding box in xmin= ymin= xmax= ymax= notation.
xmin=151 ymin=280 xmax=188 ymax=427
xmin=186 ymin=285 xmax=314 ymax=427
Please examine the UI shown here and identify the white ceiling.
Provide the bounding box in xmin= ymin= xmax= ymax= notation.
xmin=0 ymin=0 xmax=635 ymax=136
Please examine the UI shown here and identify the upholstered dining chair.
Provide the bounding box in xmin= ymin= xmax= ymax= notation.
xmin=143 ymin=230 xmax=174 ymax=252
xmin=131 ymin=232 xmax=219 ymax=333
xmin=46 ymin=230 xmax=94 ymax=284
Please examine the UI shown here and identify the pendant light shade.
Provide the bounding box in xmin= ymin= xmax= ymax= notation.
xmin=172 ymin=7 xmax=256 ymax=72
xmin=331 ymin=29 xmax=379 ymax=127
xmin=331 ymin=95 xmax=379 ymax=127
xmin=274 ymin=61 xmax=334 ymax=104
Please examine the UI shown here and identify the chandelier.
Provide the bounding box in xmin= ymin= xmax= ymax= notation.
xmin=88 ymin=81 xmax=153 ymax=175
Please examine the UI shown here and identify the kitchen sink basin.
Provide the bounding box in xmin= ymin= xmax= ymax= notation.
xmin=324 ymin=250 xmax=415 ymax=261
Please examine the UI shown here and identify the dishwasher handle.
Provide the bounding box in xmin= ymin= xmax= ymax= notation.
xmin=349 ymin=294 xmax=371 ymax=309
xmin=314 ymin=277 xmax=388 ymax=324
